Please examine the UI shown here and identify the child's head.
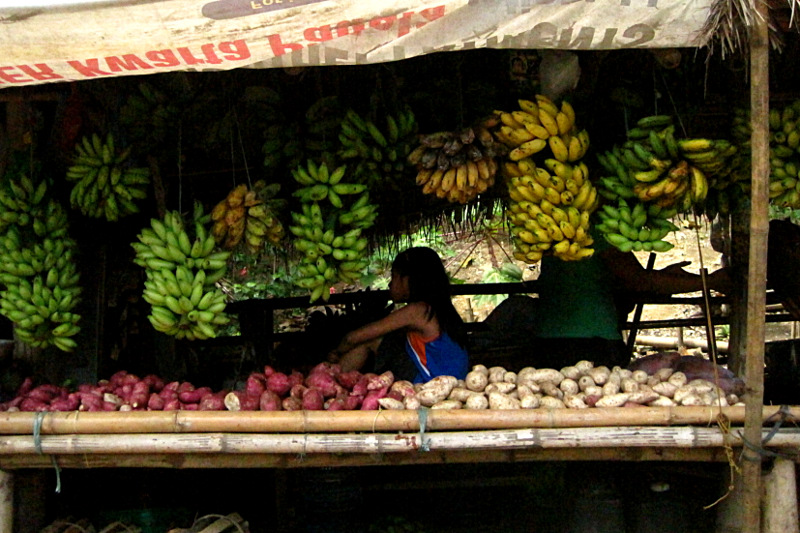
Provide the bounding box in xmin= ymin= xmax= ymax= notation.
xmin=390 ymin=247 xmax=450 ymax=304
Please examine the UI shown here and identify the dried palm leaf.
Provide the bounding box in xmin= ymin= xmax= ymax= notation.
xmin=700 ymin=0 xmax=798 ymax=58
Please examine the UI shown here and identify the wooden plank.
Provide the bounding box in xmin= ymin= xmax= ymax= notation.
xmin=0 ymin=470 xmax=11 ymax=533
xmin=1 ymin=406 xmax=799 ymax=435
xmin=744 ymin=0 xmax=772 ymax=530
xmin=763 ymin=458 xmax=799 ymax=533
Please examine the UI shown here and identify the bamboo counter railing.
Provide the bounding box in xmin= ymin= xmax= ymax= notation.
xmin=0 ymin=406 xmax=798 ymax=470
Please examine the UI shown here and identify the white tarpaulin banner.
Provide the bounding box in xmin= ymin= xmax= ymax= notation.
xmin=0 ymin=0 xmax=713 ymax=89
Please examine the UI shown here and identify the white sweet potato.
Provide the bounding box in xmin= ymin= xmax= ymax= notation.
xmin=472 ymin=364 xmax=489 ymax=375
xmin=540 ymin=381 xmax=563 ymax=400
xmin=564 ymin=395 xmax=588 ymax=409
xmin=648 ymin=396 xmax=677 ymax=407
xmin=529 ymin=368 xmax=565 ymax=385
xmin=602 ymin=381 xmax=620 ymax=396
xmin=421 ymin=375 xmax=457 ymax=398
xmin=503 ymin=371 xmax=518 ymax=384
xmin=488 ymin=391 xmax=520 ymax=409
xmin=465 ymin=370 xmax=489 ymax=392
xmin=448 ymin=387 xmax=477 ymax=403
xmin=577 ymin=375 xmax=596 ymax=391
xmin=485 ymin=382 xmax=516 ymax=395
xmin=631 ymin=370 xmax=649 ymax=384
xmin=403 ymin=395 xmax=421 ymax=410
xmin=667 ymin=371 xmax=688 ymax=388
xmin=431 ymin=399 xmax=463 ymax=410
xmin=377 ymin=397 xmax=405 ymax=410
xmin=488 ymin=366 xmax=508 ymax=383
xmin=652 ymin=381 xmax=677 ymax=398
xmin=519 ymin=394 xmax=540 ymax=409
xmin=574 ymin=360 xmax=594 ymax=373
xmin=655 ymin=367 xmax=674 ymax=382
xmin=539 ymin=396 xmax=566 ymax=408
xmin=465 ymin=394 xmax=489 ymax=410
xmin=595 ymin=393 xmax=630 ymax=408
xmin=559 ymin=378 xmax=579 ymax=396
xmin=390 ymin=380 xmax=416 ymax=398
xmin=560 ymin=366 xmax=582 ymax=380
xmin=620 ymin=378 xmax=640 ymax=393
xmin=587 ymin=366 xmax=611 ymax=385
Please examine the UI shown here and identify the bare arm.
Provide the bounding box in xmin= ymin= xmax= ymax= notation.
xmin=601 ymin=248 xmax=732 ymax=296
xmin=332 ymin=302 xmax=435 ymax=356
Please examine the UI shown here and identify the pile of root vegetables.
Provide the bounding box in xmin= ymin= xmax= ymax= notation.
xmin=0 ymin=359 xmax=743 ymax=413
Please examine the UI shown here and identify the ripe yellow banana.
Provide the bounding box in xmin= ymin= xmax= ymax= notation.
xmin=548 ymin=136 xmax=569 ymax=162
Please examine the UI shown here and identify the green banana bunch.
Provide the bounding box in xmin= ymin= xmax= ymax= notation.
xmin=337 ymin=107 xmax=418 ymax=190
xmin=0 ymin=172 xmax=82 ymax=352
xmin=767 ymin=100 xmax=800 ymax=209
xmin=66 ymin=132 xmax=150 ymax=221
xmin=503 ymin=158 xmax=598 ymax=263
xmin=132 ymin=202 xmax=231 ymax=340
xmin=594 ymin=198 xmax=678 ymax=253
xmin=288 ymin=160 xmax=378 ymax=302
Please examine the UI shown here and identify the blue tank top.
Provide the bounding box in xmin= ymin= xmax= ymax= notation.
xmin=405 ymin=330 xmax=469 ymax=384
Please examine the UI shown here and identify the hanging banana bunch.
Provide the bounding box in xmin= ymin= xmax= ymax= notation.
xmin=408 ymin=124 xmax=503 ymax=204
xmin=0 ymin=172 xmax=82 ymax=352
xmin=210 ymin=181 xmax=286 ymax=253
xmin=768 ymin=100 xmax=800 ymax=210
xmin=66 ymin=132 xmax=150 ymax=221
xmin=288 ymin=160 xmax=378 ymax=302
xmin=132 ymin=202 xmax=231 ymax=341
xmin=594 ymin=114 xmax=736 ymax=218
xmin=337 ymin=107 xmax=418 ymax=191
xmin=492 ymin=95 xmax=598 ymax=263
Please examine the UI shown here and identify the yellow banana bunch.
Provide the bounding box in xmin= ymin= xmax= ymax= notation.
xmin=288 ymin=161 xmax=378 ymax=302
xmin=504 ymin=158 xmax=599 ymax=263
xmin=492 ymin=96 xmax=590 ymax=164
xmin=132 ymin=202 xmax=231 ymax=340
xmin=595 ymin=199 xmax=678 ymax=253
xmin=210 ymin=181 xmax=286 ymax=251
xmin=65 ymin=132 xmax=149 ymax=222
xmin=0 ymin=173 xmax=82 ymax=352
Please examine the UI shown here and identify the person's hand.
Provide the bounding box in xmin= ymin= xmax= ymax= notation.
xmin=659 ymin=260 xmax=692 ymax=276
xmin=707 ymin=267 xmax=733 ymax=295
xmin=327 ymin=350 xmax=341 ymax=364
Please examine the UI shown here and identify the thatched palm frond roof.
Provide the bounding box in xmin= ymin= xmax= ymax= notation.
xmin=701 ymin=0 xmax=799 ymax=58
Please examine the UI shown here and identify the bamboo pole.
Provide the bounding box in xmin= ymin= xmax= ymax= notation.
xmin=0 ymin=470 xmax=11 ymax=533
xmin=0 ymin=406 xmax=798 ymax=435
xmin=0 ymin=427 xmax=797 ymax=456
xmin=0 ymin=447 xmax=741 ymax=470
xmin=762 ymin=458 xmax=799 ymax=533
xmin=744 ymin=0 xmax=771 ymax=530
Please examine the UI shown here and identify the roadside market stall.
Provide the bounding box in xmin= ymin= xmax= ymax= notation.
xmin=0 ymin=0 xmax=798 ymax=531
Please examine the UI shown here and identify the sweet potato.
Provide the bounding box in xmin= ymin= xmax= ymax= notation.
xmin=390 ymin=380 xmax=416 ymax=398
xmin=20 ymin=398 xmax=49 ymax=412
xmin=309 ymin=361 xmax=341 ymax=376
xmin=224 ymin=391 xmax=259 ymax=411
xmin=595 ymin=393 xmax=630 ymax=408
xmin=179 ymin=386 xmax=212 ymax=404
xmin=129 ymin=381 xmax=151 ymax=408
xmin=290 ymin=384 xmax=308 ymax=400
xmin=263 ymin=365 xmax=276 ymax=377
xmin=259 ymin=390 xmax=282 ymax=411
xmin=163 ymin=398 xmax=182 ymax=411
xmin=559 ymin=378 xmax=579 ymax=396
xmin=325 ymin=398 xmax=346 ymax=411
xmin=465 ymin=370 xmax=489 ymax=392
xmin=336 ymin=370 xmax=363 ymax=390
xmin=282 ymin=396 xmax=303 ymax=411
xmin=465 ymin=394 xmax=489 ymax=410
xmin=488 ymin=366 xmax=507 ymax=383
xmin=350 ymin=375 xmax=370 ymax=397
xmin=199 ymin=391 xmax=227 ymax=411
xmin=302 ymin=388 xmax=325 ymax=410
xmin=142 ymin=374 xmax=165 ymax=392
xmin=245 ymin=373 xmax=267 ymax=397
xmin=288 ymin=371 xmax=304 ymax=388
xmin=344 ymin=394 xmax=364 ymax=410
xmin=431 ymin=399 xmax=462 ymax=410
xmin=488 ymin=391 xmax=520 ymax=409
xmin=403 ymin=395 xmax=421 ymax=410
xmin=485 ymin=382 xmax=515 ymax=395
xmin=361 ymin=386 xmax=389 ymax=410
xmin=368 ymin=370 xmax=394 ymax=391
xmin=377 ymin=397 xmax=405 ymax=410
xmin=147 ymin=393 xmax=165 ymax=410
xmin=267 ymin=372 xmax=292 ymax=397
xmin=539 ymin=396 xmax=566 ymax=408
xmin=305 ymin=372 xmax=338 ymax=398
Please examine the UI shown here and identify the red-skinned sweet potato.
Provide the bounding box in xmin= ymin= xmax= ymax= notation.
xmin=302 ymin=388 xmax=324 ymax=410
xmin=163 ymin=398 xmax=182 ymax=411
xmin=305 ymin=372 xmax=338 ymax=398
xmin=351 ymin=376 xmax=370 ymax=397
xmin=20 ymin=398 xmax=49 ymax=411
xmin=142 ymin=374 xmax=165 ymax=392
xmin=16 ymin=377 xmax=33 ymax=397
xmin=288 ymin=371 xmax=304 ymax=389
xmin=147 ymin=393 xmax=165 ymax=411
xmin=224 ymin=391 xmax=259 ymax=411
xmin=179 ymin=386 xmax=212 ymax=404
xmin=290 ymin=384 xmax=307 ymax=400
xmin=245 ymin=373 xmax=267 ymax=397
xmin=49 ymin=396 xmax=79 ymax=411
xmin=263 ymin=365 xmax=276 ymax=377
xmin=259 ymin=390 xmax=282 ymax=411
xmin=129 ymin=381 xmax=151 ymax=408
xmin=368 ymin=371 xmax=394 ymax=391
xmin=282 ymin=396 xmax=303 ymax=411
xmin=344 ymin=395 xmax=363 ymax=410
xmin=266 ymin=372 xmax=291 ymax=397
xmin=360 ymin=386 xmax=389 ymax=410
xmin=198 ymin=391 xmax=227 ymax=411
xmin=336 ymin=370 xmax=362 ymax=390
xmin=325 ymin=398 xmax=345 ymax=411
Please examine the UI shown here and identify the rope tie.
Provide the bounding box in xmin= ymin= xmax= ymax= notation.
xmin=33 ymin=412 xmax=61 ymax=493
xmin=417 ymin=408 xmax=432 ymax=452
xmin=738 ymin=405 xmax=798 ymax=462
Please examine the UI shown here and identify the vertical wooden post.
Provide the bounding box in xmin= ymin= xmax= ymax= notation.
xmin=0 ymin=470 xmax=12 ymax=533
xmin=762 ymin=458 xmax=799 ymax=533
xmin=742 ymin=1 xmax=771 ymax=531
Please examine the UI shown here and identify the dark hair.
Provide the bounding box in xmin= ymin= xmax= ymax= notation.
xmin=392 ymin=247 xmax=467 ymax=348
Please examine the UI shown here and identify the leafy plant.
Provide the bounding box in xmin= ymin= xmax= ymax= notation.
xmin=472 ymin=263 xmax=523 ymax=308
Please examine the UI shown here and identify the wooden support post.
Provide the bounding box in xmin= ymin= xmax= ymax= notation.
xmin=0 ymin=469 xmax=12 ymax=533
xmin=762 ymin=458 xmax=799 ymax=533
xmin=742 ymin=1 xmax=771 ymax=530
